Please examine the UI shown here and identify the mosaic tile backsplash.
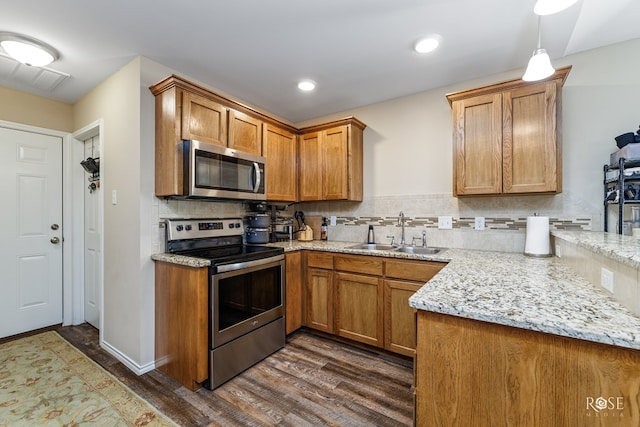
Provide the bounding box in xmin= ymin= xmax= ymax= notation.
xmin=151 ymin=192 xmax=596 ymax=254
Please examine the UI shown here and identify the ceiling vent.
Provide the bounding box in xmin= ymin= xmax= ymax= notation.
xmin=0 ymin=52 xmax=69 ymax=92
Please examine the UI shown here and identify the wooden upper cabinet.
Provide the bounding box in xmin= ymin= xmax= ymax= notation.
xmin=299 ymin=118 xmax=365 ymax=201
xmin=298 ymin=131 xmax=323 ymax=201
xmin=503 ymin=82 xmax=559 ymax=194
xmin=150 ymin=75 xmax=365 ymax=201
xmin=228 ymin=109 xmax=263 ymax=155
xmin=263 ymin=124 xmax=297 ymax=202
xmin=181 ymin=91 xmax=227 ymax=146
xmin=323 ymin=125 xmax=349 ymax=199
xmin=447 ymin=66 xmax=570 ymax=196
xmin=452 ymin=93 xmax=503 ymax=195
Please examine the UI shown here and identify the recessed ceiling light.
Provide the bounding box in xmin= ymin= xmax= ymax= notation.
xmin=414 ymin=36 xmax=441 ymax=54
xmin=297 ymin=80 xmax=316 ymax=91
xmin=0 ymin=32 xmax=58 ymax=67
xmin=533 ymin=0 xmax=579 ymax=15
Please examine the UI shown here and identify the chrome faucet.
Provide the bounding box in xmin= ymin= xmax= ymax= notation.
xmin=422 ymin=229 xmax=427 ymax=248
xmin=398 ymin=211 xmax=406 ymax=245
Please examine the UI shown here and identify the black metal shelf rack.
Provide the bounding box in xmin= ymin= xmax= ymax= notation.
xmin=603 ymin=157 xmax=640 ymax=234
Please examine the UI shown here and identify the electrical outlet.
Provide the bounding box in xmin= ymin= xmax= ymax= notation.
xmin=474 ymin=216 xmax=485 ymax=230
xmin=438 ymin=216 xmax=453 ymax=229
xmin=330 ymin=216 xmax=337 ymax=226
xmin=601 ymin=267 xmax=615 ymax=293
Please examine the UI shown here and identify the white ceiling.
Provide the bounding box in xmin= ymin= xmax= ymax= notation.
xmin=1 ymin=0 xmax=639 ymax=123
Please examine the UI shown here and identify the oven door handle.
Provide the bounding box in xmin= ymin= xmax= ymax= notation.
xmin=215 ymin=254 xmax=284 ymax=274
xmin=252 ymin=162 xmax=261 ymax=193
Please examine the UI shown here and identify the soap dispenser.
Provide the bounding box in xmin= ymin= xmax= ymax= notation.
xmin=367 ymin=225 xmax=375 ymax=244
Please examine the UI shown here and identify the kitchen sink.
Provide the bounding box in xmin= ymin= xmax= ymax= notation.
xmin=393 ymin=246 xmax=446 ymax=255
xmin=347 ymin=243 xmax=399 ymax=251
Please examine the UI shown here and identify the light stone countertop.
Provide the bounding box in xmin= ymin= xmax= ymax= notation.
xmin=552 ymin=230 xmax=640 ymax=269
xmin=152 ymin=237 xmax=640 ymax=351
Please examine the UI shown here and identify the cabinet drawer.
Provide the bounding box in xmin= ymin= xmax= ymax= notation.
xmin=334 ymin=254 xmax=383 ymax=276
xmin=385 ymin=259 xmax=445 ymax=282
xmin=306 ymin=251 xmax=334 ymax=269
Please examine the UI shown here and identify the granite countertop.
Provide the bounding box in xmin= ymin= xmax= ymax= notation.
xmin=552 ymin=230 xmax=640 ymax=269
xmin=152 ymin=236 xmax=640 ymax=351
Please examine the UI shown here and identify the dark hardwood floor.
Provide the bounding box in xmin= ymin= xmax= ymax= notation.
xmin=55 ymin=324 xmax=414 ymax=426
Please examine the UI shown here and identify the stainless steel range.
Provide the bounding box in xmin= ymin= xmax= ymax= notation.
xmin=165 ymin=218 xmax=285 ymax=389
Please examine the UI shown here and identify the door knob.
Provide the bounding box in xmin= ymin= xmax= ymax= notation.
xmin=50 ymin=237 xmax=60 ymax=244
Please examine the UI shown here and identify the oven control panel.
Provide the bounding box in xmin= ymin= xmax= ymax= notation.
xmin=165 ymin=218 xmax=244 ymax=241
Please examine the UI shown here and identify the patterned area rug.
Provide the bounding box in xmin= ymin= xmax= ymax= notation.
xmin=0 ymin=331 xmax=177 ymax=426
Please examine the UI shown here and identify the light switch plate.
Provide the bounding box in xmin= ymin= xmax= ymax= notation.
xmin=330 ymin=216 xmax=337 ymax=226
xmin=438 ymin=216 xmax=453 ymax=229
xmin=474 ymin=216 xmax=485 ymax=230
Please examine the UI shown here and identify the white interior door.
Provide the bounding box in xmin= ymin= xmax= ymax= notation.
xmin=0 ymin=126 xmax=63 ymax=338
xmin=83 ymin=137 xmax=101 ymax=329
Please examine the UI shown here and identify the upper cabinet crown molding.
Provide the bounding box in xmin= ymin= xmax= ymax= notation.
xmin=445 ymin=66 xmax=572 ymax=106
xmin=446 ymin=66 xmax=571 ymax=197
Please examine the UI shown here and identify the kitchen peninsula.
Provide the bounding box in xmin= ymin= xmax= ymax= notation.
xmin=264 ymin=232 xmax=640 ymax=426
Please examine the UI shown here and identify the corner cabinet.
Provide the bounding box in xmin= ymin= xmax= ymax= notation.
xmin=263 ymin=123 xmax=297 ymax=202
xmin=446 ymin=66 xmax=571 ymax=196
xmin=299 ymin=118 xmax=366 ymax=201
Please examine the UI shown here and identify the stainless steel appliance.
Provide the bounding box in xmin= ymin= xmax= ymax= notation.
xmin=165 ymin=218 xmax=285 ymax=389
xmin=183 ymin=140 xmax=266 ymax=201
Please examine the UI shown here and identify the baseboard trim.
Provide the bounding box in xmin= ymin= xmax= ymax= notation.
xmin=101 ymin=339 xmax=156 ymax=375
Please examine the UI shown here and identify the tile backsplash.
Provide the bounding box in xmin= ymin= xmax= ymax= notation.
xmin=151 ymin=192 xmax=596 ymax=255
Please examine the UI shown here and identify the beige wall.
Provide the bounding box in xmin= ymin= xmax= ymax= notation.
xmin=73 ymin=58 xmax=151 ymax=368
xmin=294 ymin=38 xmax=640 ymax=247
xmin=0 ymin=85 xmax=73 ymax=131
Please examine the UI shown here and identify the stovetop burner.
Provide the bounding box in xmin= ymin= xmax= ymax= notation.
xmin=175 ymin=245 xmax=283 ymax=266
xmin=165 ymin=217 xmax=284 ymax=269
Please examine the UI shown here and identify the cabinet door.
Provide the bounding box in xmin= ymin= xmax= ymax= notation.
xmin=384 ymin=279 xmax=421 ymax=357
xmin=263 ymin=124 xmax=297 ymax=202
xmin=334 ymin=272 xmax=383 ymax=347
xmin=305 ymin=267 xmax=333 ymax=333
xmin=503 ymin=82 xmax=559 ymax=193
xmin=228 ymin=109 xmax=262 ymax=155
xmin=322 ymin=125 xmax=349 ymax=199
xmin=285 ymin=252 xmax=303 ymax=334
xmin=299 ymin=131 xmax=323 ymax=201
xmin=452 ymin=93 xmax=503 ymax=195
xmin=181 ymin=91 xmax=227 ymax=146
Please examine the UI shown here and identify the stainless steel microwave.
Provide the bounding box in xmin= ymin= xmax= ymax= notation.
xmin=183 ymin=140 xmax=266 ymax=201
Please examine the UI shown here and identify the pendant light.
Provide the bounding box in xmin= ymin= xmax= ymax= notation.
xmin=533 ymin=0 xmax=579 ymax=16
xmin=0 ymin=32 xmax=59 ymax=67
xmin=522 ymin=16 xmax=554 ymax=82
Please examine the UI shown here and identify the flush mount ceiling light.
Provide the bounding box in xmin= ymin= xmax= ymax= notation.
xmin=297 ymin=79 xmax=316 ymax=92
xmin=522 ymin=16 xmax=555 ymax=81
xmin=413 ymin=35 xmax=441 ymax=54
xmin=0 ymin=32 xmax=59 ymax=67
xmin=533 ymin=0 xmax=579 ymax=15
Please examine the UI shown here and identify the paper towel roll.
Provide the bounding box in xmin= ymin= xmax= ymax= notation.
xmin=524 ymin=216 xmax=551 ymax=257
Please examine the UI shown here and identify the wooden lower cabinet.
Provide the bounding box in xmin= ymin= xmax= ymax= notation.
xmin=285 ymin=251 xmax=303 ymax=334
xmin=302 ymin=250 xmax=446 ymax=356
xmin=335 ymin=272 xmax=383 ymax=347
xmin=383 ymin=279 xmax=421 ymax=356
xmin=155 ymin=261 xmax=209 ymax=391
xmin=415 ymin=310 xmax=640 ymax=427
xmin=305 ymin=267 xmax=334 ymax=333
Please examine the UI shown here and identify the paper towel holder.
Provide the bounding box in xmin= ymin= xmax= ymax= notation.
xmin=524 ymin=213 xmax=552 ymax=257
